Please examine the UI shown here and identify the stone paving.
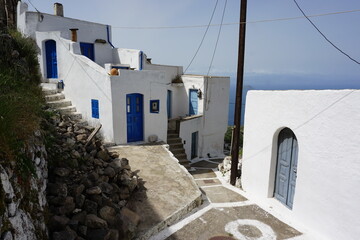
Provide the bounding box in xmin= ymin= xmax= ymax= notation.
xmin=107 ymin=145 xmax=202 ymax=240
xmin=151 ymin=160 xmax=303 ymax=240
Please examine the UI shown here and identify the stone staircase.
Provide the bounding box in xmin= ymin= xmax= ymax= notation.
xmin=42 ymin=84 xmax=85 ymax=124
xmin=167 ymin=130 xmax=192 ymax=170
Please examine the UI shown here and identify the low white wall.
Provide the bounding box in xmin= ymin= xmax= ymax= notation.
xmin=242 ymin=90 xmax=360 ymax=240
xmin=113 ymin=48 xmax=142 ymax=70
xmin=179 ymin=117 xmax=203 ymax=159
xmin=111 ymin=69 xmax=168 ymax=144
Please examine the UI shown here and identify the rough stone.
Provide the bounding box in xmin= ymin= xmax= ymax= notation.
xmin=99 ymin=206 xmax=116 ymax=226
xmin=72 ymin=211 xmax=87 ymax=225
xmin=99 ymin=182 xmax=114 ymax=195
xmin=1 ymin=231 xmax=13 ymax=240
xmin=85 ymin=214 xmax=108 ymax=229
xmin=76 ymin=134 xmax=88 ymax=141
xmin=86 ymin=186 xmax=102 ymax=195
xmin=54 ymin=168 xmax=70 ymax=177
xmin=84 ymin=199 xmax=98 ymax=214
xmin=75 ymin=194 xmax=86 ymax=208
xmin=97 ymin=150 xmax=110 ymax=161
xmin=104 ymin=167 xmax=115 ymax=178
xmin=86 ymin=228 xmax=110 ymax=240
xmin=49 ymin=215 xmax=70 ymax=231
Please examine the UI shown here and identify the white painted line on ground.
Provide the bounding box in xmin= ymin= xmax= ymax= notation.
xmin=212 ymin=201 xmax=252 ymax=208
xmin=199 ymin=184 xmax=223 ymax=188
xmin=149 ymin=204 xmax=213 ymax=240
xmin=194 ymin=177 xmax=219 ymax=181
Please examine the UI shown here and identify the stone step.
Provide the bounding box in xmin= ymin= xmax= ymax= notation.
xmin=174 ymin=153 xmax=187 ymax=159
xmin=45 ymin=93 xmax=65 ymax=102
xmin=47 ymin=99 xmax=72 ymax=108
xmin=169 ymin=142 xmax=183 ymax=149
xmin=43 ymin=89 xmax=58 ymax=95
xmin=57 ymin=106 xmax=76 ymax=114
xmin=167 ymin=138 xmax=182 ymax=144
xmin=178 ymin=158 xmax=190 ymax=164
xmin=64 ymin=112 xmax=82 ymax=120
xmin=167 ymin=130 xmax=177 ymax=134
xmin=40 ymin=82 xmax=57 ymax=90
xmin=171 ymin=148 xmax=185 ymax=154
xmin=167 ymin=133 xmax=179 ymax=139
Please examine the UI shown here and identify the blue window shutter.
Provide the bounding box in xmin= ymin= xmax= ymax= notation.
xmin=91 ymin=99 xmax=99 ymax=118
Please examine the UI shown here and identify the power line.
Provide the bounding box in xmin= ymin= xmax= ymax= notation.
xmin=293 ymin=0 xmax=360 ymax=65
xmin=184 ymin=0 xmax=219 ymax=73
xmin=26 ymin=0 xmax=40 ymax=13
xmin=112 ymin=9 xmax=360 ymax=30
xmin=207 ymin=0 xmax=227 ymax=76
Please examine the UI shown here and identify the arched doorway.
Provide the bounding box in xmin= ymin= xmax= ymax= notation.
xmin=126 ymin=93 xmax=144 ymax=142
xmin=45 ymin=40 xmax=58 ymax=78
xmin=274 ymin=128 xmax=298 ymax=209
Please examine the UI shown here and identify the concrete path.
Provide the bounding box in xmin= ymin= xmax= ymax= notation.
xmin=150 ymin=160 xmax=305 ymax=240
xmin=107 ymin=144 xmax=202 ymax=240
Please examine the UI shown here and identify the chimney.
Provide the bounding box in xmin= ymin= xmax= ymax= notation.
xmin=69 ymin=28 xmax=79 ymax=42
xmin=54 ymin=3 xmax=64 ymax=17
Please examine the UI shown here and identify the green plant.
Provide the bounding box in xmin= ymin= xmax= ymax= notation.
xmin=0 ymin=29 xmax=44 ymax=177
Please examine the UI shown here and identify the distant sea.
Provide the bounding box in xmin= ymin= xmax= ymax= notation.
xmin=227 ymin=73 xmax=360 ymax=126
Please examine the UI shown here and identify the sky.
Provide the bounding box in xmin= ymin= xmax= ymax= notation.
xmin=26 ymin=0 xmax=360 ymax=125
xmin=26 ymin=0 xmax=360 ymax=83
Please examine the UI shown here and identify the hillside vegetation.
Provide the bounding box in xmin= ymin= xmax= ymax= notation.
xmin=0 ymin=29 xmax=45 ymax=174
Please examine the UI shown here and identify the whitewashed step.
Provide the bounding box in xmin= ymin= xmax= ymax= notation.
xmin=57 ymin=106 xmax=76 ymax=114
xmin=40 ymin=82 xmax=57 ymax=90
xmin=45 ymin=93 xmax=65 ymax=102
xmin=47 ymin=99 xmax=72 ymax=108
xmin=43 ymin=89 xmax=58 ymax=95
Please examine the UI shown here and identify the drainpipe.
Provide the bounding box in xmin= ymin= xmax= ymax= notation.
xmin=106 ymin=25 xmax=115 ymax=48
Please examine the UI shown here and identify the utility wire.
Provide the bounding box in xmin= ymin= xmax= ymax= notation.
xmin=26 ymin=0 xmax=41 ymax=13
xmin=207 ymin=0 xmax=227 ymax=76
xmin=112 ymin=9 xmax=360 ymax=29
xmin=293 ymin=0 xmax=360 ymax=65
xmin=184 ymin=0 xmax=219 ymax=73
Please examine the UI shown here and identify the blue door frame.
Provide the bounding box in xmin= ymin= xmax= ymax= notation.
xmin=191 ymin=131 xmax=198 ymax=159
xmin=274 ymin=128 xmax=298 ymax=209
xmin=189 ymin=89 xmax=198 ymax=116
xmin=167 ymin=90 xmax=172 ymax=119
xmin=126 ymin=93 xmax=144 ymax=142
xmin=45 ymin=40 xmax=58 ymax=78
xmin=80 ymin=42 xmax=95 ymax=61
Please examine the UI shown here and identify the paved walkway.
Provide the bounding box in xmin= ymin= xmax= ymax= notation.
xmin=150 ymin=160 xmax=304 ymax=240
xmin=107 ymin=144 xmax=202 ymax=240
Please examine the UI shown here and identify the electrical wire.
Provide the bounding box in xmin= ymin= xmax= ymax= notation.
xmin=207 ymin=0 xmax=227 ymax=76
xmin=26 ymin=0 xmax=40 ymax=13
xmin=112 ymin=9 xmax=360 ymax=30
xmin=293 ymin=0 xmax=360 ymax=65
xmin=184 ymin=0 xmax=219 ymax=73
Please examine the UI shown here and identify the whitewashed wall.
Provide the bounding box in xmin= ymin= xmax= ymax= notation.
xmin=179 ymin=75 xmax=229 ymax=159
xmin=18 ymin=2 xmax=113 ymax=69
xmin=242 ymin=90 xmax=360 ymax=240
xmin=110 ymin=70 xmax=168 ymax=144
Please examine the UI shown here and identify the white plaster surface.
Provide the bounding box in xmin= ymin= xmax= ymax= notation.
xmin=242 ymin=90 xmax=360 ymax=240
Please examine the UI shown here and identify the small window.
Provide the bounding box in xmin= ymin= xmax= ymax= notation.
xmin=150 ymin=100 xmax=160 ymax=113
xmin=91 ymin=99 xmax=99 ymax=118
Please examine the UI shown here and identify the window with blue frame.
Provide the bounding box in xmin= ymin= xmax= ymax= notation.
xmin=91 ymin=99 xmax=99 ymax=118
xmin=80 ymin=42 xmax=95 ymax=61
xmin=150 ymin=100 xmax=160 ymax=113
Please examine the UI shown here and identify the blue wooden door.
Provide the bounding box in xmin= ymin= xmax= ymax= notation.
xmin=80 ymin=42 xmax=95 ymax=61
xmin=167 ymin=90 xmax=172 ymax=119
xmin=191 ymin=131 xmax=198 ymax=159
xmin=189 ymin=89 xmax=198 ymax=115
xmin=274 ymin=128 xmax=298 ymax=209
xmin=126 ymin=94 xmax=143 ymax=142
xmin=45 ymin=40 xmax=58 ymax=78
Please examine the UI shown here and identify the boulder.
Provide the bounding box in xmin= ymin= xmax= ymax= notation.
xmin=85 ymin=214 xmax=108 ymax=229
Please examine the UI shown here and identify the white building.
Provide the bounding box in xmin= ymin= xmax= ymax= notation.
xmin=242 ymin=90 xmax=360 ymax=240
xmin=17 ymin=2 xmax=229 ymax=163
